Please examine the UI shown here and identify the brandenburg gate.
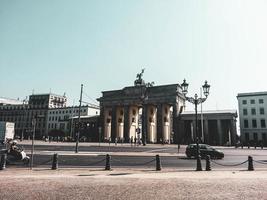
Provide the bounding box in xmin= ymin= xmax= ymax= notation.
xmin=97 ymin=70 xmax=185 ymax=144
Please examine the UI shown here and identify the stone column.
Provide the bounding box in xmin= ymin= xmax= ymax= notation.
xmin=162 ymin=104 xmax=171 ymax=143
xmin=129 ymin=106 xmax=139 ymax=140
xmin=230 ymin=119 xmax=237 ymax=145
xmin=204 ymin=120 xmax=209 ymax=144
xmin=104 ymin=107 xmax=112 ymax=140
xmin=217 ymin=120 xmax=223 ymax=145
xmin=99 ymin=106 xmax=105 ymax=142
xmin=147 ymin=105 xmax=157 ymax=143
xmin=172 ymin=103 xmax=178 ymax=144
xmin=111 ymin=106 xmax=117 ymax=141
xmin=123 ymin=105 xmax=130 ymax=142
xmin=157 ymin=104 xmax=163 ymax=143
xmin=116 ymin=107 xmax=124 ymax=140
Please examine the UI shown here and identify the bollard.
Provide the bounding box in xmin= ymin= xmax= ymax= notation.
xmin=248 ymin=156 xmax=254 ymax=171
xmin=156 ymin=154 xmax=161 ymax=171
xmin=196 ymin=155 xmax=202 ymax=171
xmin=205 ymin=155 xmax=211 ymax=171
xmin=51 ymin=153 xmax=58 ymax=170
xmin=0 ymin=154 xmax=7 ymax=170
xmin=105 ymin=154 xmax=111 ymax=170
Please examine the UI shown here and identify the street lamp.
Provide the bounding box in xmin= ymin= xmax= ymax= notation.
xmin=181 ymin=79 xmax=210 ymax=171
xmin=140 ymin=85 xmax=148 ymax=146
xmin=30 ymin=114 xmax=44 ymax=169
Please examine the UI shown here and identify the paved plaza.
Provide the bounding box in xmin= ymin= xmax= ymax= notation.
xmin=2 ymin=141 xmax=267 ymax=199
xmin=0 ymin=168 xmax=267 ymax=200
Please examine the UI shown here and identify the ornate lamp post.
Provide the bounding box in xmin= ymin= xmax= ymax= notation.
xmin=181 ymin=79 xmax=210 ymax=171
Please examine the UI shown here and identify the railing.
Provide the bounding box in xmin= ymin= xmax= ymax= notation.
xmin=1 ymin=152 xmax=267 ymax=172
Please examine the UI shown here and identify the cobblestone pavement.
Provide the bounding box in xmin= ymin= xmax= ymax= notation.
xmin=0 ymin=168 xmax=267 ymax=200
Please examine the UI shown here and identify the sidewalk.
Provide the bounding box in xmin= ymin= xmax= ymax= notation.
xmin=0 ymin=168 xmax=267 ymax=200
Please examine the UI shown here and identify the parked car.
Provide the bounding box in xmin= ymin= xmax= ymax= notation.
xmin=185 ymin=144 xmax=224 ymax=159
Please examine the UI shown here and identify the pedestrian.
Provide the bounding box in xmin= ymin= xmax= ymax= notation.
xmin=115 ymin=137 xmax=118 ymax=146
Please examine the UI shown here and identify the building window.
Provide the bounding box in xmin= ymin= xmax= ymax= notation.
xmin=261 ymin=119 xmax=266 ymax=128
xmin=244 ymin=119 xmax=249 ymax=128
xmin=259 ymin=99 xmax=264 ymax=104
xmin=242 ymin=100 xmax=247 ymax=105
xmin=243 ymin=109 xmax=247 ymax=115
xmin=251 ymin=108 xmax=256 ymax=115
xmin=252 ymin=119 xmax=257 ymax=128
xmin=250 ymin=99 xmax=255 ymax=104
xmin=260 ymin=108 xmax=265 ymax=115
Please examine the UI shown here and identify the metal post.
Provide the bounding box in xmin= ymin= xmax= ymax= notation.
xmin=105 ymin=154 xmax=111 ymax=170
xmin=51 ymin=153 xmax=58 ymax=170
xmin=248 ymin=156 xmax=254 ymax=171
xmin=0 ymin=154 xmax=7 ymax=170
xmin=195 ymin=96 xmax=202 ymax=171
xmin=75 ymin=84 xmax=83 ymax=153
xmin=142 ymin=106 xmax=147 ymax=146
xmin=156 ymin=154 xmax=161 ymax=171
xmin=205 ymin=155 xmax=211 ymax=171
xmin=30 ymin=116 xmax=36 ymax=170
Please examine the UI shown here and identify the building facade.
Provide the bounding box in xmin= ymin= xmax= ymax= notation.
xmin=47 ymin=105 xmax=99 ymax=137
xmin=178 ymin=110 xmax=238 ymax=145
xmin=237 ymin=92 xmax=267 ymax=145
xmin=0 ymin=93 xmax=67 ymax=139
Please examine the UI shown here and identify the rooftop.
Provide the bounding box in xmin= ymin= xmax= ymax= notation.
xmin=0 ymin=97 xmax=23 ymax=105
xmin=237 ymin=91 xmax=267 ymax=98
xmin=183 ymin=110 xmax=237 ymax=115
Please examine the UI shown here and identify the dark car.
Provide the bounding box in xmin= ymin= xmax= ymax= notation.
xmin=185 ymin=144 xmax=224 ymax=159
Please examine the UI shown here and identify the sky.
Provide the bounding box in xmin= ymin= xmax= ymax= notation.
xmin=1 ymin=0 xmax=267 ymax=111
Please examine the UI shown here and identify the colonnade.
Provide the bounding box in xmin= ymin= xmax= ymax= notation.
xmin=103 ymin=104 xmax=173 ymax=143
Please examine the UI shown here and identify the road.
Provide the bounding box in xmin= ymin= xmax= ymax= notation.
xmin=7 ymin=140 xmax=267 ymax=170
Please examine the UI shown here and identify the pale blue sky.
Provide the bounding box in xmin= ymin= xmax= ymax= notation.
xmin=1 ymin=0 xmax=267 ymax=111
